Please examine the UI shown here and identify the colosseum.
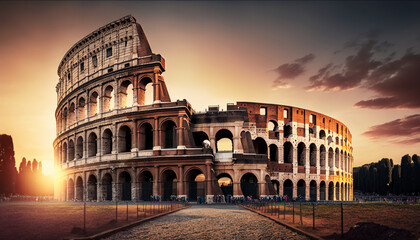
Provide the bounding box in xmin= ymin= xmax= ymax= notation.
xmin=54 ymin=15 xmax=353 ymax=203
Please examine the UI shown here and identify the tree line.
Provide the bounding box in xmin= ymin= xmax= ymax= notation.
xmin=354 ymin=154 xmax=420 ymax=196
xmin=0 ymin=134 xmax=53 ymax=196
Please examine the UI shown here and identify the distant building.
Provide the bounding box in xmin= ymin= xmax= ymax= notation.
xmin=54 ymin=15 xmax=353 ymax=202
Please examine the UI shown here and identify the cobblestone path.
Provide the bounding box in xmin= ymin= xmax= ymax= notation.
xmin=104 ymin=205 xmax=309 ymax=240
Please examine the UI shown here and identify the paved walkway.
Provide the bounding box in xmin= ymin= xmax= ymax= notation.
xmin=104 ymin=205 xmax=309 ymax=240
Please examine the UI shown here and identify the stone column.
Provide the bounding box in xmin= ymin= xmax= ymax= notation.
xmin=206 ymin=163 xmax=213 ymax=203
xmin=153 ymin=118 xmax=160 ymax=150
xmin=153 ymin=67 xmax=161 ymax=103
xmin=133 ymin=74 xmax=139 ymax=107
xmin=97 ymin=127 xmax=101 ymax=160
xmin=316 ymin=184 xmax=320 ymax=201
xmin=177 ymin=116 xmax=185 ymax=148
xmin=292 ymin=146 xmax=298 ymax=174
xmin=278 ymin=145 xmax=284 ymax=164
xmin=153 ymin=166 xmax=159 ymax=196
xmin=305 ymin=182 xmax=310 ymax=201
xmin=305 ymin=148 xmax=310 ymax=175
xmin=96 ymin=170 xmax=101 ymax=202
xmin=177 ymin=165 xmax=184 ymax=196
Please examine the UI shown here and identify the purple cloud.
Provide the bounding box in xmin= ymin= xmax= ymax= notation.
xmin=273 ymin=54 xmax=314 ymax=88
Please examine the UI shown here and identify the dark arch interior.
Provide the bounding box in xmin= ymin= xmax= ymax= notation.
xmin=253 ymin=137 xmax=267 ymax=155
xmin=162 ymin=121 xmax=177 ymax=148
xmin=139 ymin=171 xmax=153 ymax=201
xmin=102 ymin=173 xmax=113 ymax=201
xmin=162 ymin=170 xmax=177 ymax=200
xmin=217 ymin=173 xmax=233 ymax=196
xmin=283 ymin=179 xmax=293 ymax=200
xmin=119 ymin=171 xmax=132 ymax=201
xmin=193 ymin=131 xmax=209 ymax=147
xmin=241 ymin=173 xmax=258 ymax=199
xmin=186 ymin=169 xmax=205 ymax=201
xmin=118 ymin=126 xmax=132 ymax=152
xmin=139 ymin=123 xmax=153 ymax=150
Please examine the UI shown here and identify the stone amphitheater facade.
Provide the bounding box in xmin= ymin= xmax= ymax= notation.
xmin=54 ymin=15 xmax=353 ymax=203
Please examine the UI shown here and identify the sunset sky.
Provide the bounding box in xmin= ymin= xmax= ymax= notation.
xmin=0 ymin=1 xmax=419 ymax=175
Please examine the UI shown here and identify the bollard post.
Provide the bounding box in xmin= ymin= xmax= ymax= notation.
xmin=292 ymin=202 xmax=295 ymax=223
xmin=126 ymin=202 xmax=128 ymax=221
xmin=83 ymin=202 xmax=86 ymax=232
xmin=115 ymin=200 xmax=118 ymax=223
xmin=341 ymin=203 xmax=344 ymax=238
xmin=313 ymin=203 xmax=315 ymax=229
xmin=300 ymin=203 xmax=303 ymax=227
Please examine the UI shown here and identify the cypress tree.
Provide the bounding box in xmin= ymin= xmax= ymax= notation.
xmin=412 ymin=155 xmax=420 ymax=195
xmin=401 ymin=155 xmax=412 ymax=194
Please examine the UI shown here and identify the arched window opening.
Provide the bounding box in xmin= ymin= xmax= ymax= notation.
xmin=319 ymin=130 xmax=326 ymax=140
xmin=78 ymin=97 xmax=86 ymax=120
xmin=118 ymin=171 xmax=132 ymax=201
xmin=328 ymin=148 xmax=334 ymax=168
xmin=88 ymin=132 xmax=98 ymax=157
xmin=268 ymin=120 xmax=278 ymax=131
xmin=283 ymin=142 xmax=293 ymax=163
xmin=217 ymin=173 xmax=233 ymax=197
xmin=341 ymin=183 xmax=344 ymax=200
xmin=215 ymin=129 xmax=233 ymax=152
xmin=103 ymin=86 xmax=115 ymax=112
xmin=139 ymin=171 xmax=153 ymax=201
xmin=161 ymin=121 xmax=177 ymax=149
xmin=68 ymin=179 xmax=74 ymax=200
xmin=253 ymin=137 xmax=267 ymax=155
xmin=298 ymin=142 xmax=306 ymax=166
xmin=119 ymin=80 xmax=133 ymax=108
xmin=62 ymin=108 xmax=68 ymax=130
xmin=269 ymin=144 xmax=278 ymax=162
xmin=62 ymin=142 xmax=67 ymax=163
xmin=87 ymin=175 xmax=97 ymax=201
xmin=102 ymin=129 xmax=113 ymax=155
xmin=138 ymin=77 xmax=153 ymax=106
xmin=161 ymin=170 xmax=177 ymax=201
xmin=310 ymin=143 xmax=316 ymax=166
xmin=310 ymin=180 xmax=317 ymax=201
xmin=283 ymin=179 xmax=293 ymax=200
xmin=89 ymin=92 xmax=99 ymax=117
xmin=320 ymin=181 xmax=326 ymax=201
xmin=192 ymin=131 xmax=209 ymax=147
xmin=102 ymin=173 xmax=113 ymax=201
xmin=118 ymin=126 xmax=132 ymax=152
xmin=320 ymin=145 xmax=326 ymax=168
xmin=76 ymin=177 xmax=83 ymax=201
xmin=241 ymin=173 xmax=258 ymax=199
xmin=139 ymin=123 xmax=153 ymax=150
xmin=284 ymin=124 xmax=292 ymax=138
xmin=297 ymin=180 xmax=306 ymax=201
xmin=68 ymin=140 xmax=75 ymax=161
xmin=328 ymin=182 xmax=334 ymax=200
xmin=186 ymin=169 xmax=205 ymax=201
xmin=76 ymin=136 xmax=83 ymax=159
xmin=336 ymin=182 xmax=340 ymax=200
xmin=335 ymin=148 xmax=340 ymax=169
xmin=69 ymin=103 xmax=76 ymax=125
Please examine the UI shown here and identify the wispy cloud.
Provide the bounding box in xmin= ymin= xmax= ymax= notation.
xmin=272 ymin=54 xmax=314 ymax=89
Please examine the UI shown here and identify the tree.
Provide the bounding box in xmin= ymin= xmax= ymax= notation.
xmin=401 ymin=155 xmax=412 ymax=195
xmin=412 ymin=155 xmax=420 ymax=195
xmin=391 ymin=165 xmax=401 ymax=195
xmin=0 ymin=134 xmax=18 ymax=194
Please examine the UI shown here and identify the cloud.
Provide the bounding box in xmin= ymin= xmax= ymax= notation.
xmin=363 ymin=114 xmax=420 ymax=145
xmin=273 ymin=53 xmax=314 ymax=89
xmin=306 ymin=33 xmax=420 ymax=109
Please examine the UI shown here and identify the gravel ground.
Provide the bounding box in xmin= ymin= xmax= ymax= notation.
xmin=103 ymin=204 xmax=309 ymax=240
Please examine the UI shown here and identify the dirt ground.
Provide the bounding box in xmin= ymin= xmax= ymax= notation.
xmin=255 ymin=202 xmax=420 ymax=239
xmin=0 ymin=201 xmax=182 ymax=240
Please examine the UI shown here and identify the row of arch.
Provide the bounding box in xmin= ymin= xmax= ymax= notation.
xmin=267 ymin=120 xmax=340 ymax=142
xmin=58 ymin=77 xmax=154 ymax=132
xmin=279 ymin=179 xmax=352 ymax=201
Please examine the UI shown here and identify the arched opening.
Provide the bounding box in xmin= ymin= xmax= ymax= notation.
xmin=253 ymin=137 xmax=267 ymax=154
xmin=118 ymin=126 xmax=132 ymax=153
xmin=78 ymin=97 xmax=86 ymax=120
xmin=103 ymin=85 xmax=115 ymax=112
xmin=139 ymin=123 xmax=153 ymax=150
xmin=76 ymin=136 xmax=83 ymax=159
xmin=119 ymin=80 xmax=133 ymax=108
xmin=186 ymin=169 xmax=205 ymax=201
xmin=267 ymin=120 xmax=278 ymax=131
xmin=283 ymin=179 xmax=293 ymax=200
xmin=87 ymin=175 xmax=97 ymax=201
xmin=345 ymin=183 xmax=348 ymax=201
xmin=192 ymin=131 xmax=210 ymax=147
xmin=336 ymin=182 xmax=340 ymax=200
xmin=62 ymin=108 xmax=67 ymax=130
xmin=328 ymin=147 xmax=334 ymax=168
xmin=284 ymin=124 xmax=292 ymax=138
xmin=102 ymin=129 xmax=113 ymax=154
xmin=284 ymin=142 xmax=293 ymax=163
xmin=269 ymin=144 xmax=278 ymax=162
xmin=68 ymin=179 xmax=74 ymax=200
xmin=298 ymin=142 xmax=306 ymax=166
xmin=68 ymin=140 xmax=75 ymax=161
xmin=271 ymin=180 xmax=280 ymax=195
xmin=319 ymin=130 xmax=326 ymax=140
xmin=161 ymin=120 xmax=177 ymax=149
xmin=310 ymin=180 xmax=317 ymax=202
xmin=335 ymin=148 xmax=340 ymax=169
xmin=69 ymin=103 xmax=76 ymax=125
xmin=62 ymin=142 xmax=67 ymax=163
xmin=310 ymin=144 xmax=316 ymax=166
xmin=341 ymin=182 xmax=344 ymax=201
xmin=89 ymin=91 xmax=99 ymax=117
xmin=215 ymin=129 xmax=233 ymax=152
xmin=88 ymin=132 xmax=98 ymax=157
xmin=344 ymin=153 xmax=347 ymax=171
xmin=101 ymin=173 xmax=113 ymax=201
xmin=320 ymin=181 xmax=326 ymax=201
xmin=320 ymin=145 xmax=326 ymax=168
xmin=138 ymin=77 xmax=153 ymax=106
xmin=217 ymin=173 xmax=233 ymax=197
xmin=138 ymin=171 xmax=153 ymax=201
xmin=241 ymin=173 xmax=258 ymax=199
xmin=118 ymin=171 xmax=132 ymax=201
xmin=328 ymin=182 xmax=334 ymax=200
xmin=76 ymin=176 xmax=83 ymax=201
xmin=297 ymin=179 xmax=306 ymax=201
xmin=161 ymin=170 xmax=177 ymax=201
